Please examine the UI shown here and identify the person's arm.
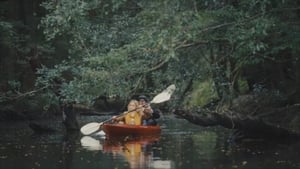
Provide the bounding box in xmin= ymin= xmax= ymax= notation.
xmin=112 ymin=113 xmax=125 ymax=123
xmin=142 ymin=104 xmax=153 ymax=119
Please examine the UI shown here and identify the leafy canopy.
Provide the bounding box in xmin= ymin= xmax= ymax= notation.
xmin=37 ymin=0 xmax=300 ymax=106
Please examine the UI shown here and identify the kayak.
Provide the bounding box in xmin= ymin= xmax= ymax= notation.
xmin=102 ymin=123 xmax=161 ymax=137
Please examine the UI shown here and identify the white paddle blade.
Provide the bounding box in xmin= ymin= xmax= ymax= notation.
xmin=94 ymin=130 xmax=106 ymax=137
xmin=80 ymin=136 xmax=103 ymax=151
xmin=80 ymin=122 xmax=102 ymax=135
xmin=150 ymin=84 xmax=176 ymax=104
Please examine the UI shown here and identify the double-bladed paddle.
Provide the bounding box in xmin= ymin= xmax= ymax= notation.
xmin=80 ymin=84 xmax=176 ymax=135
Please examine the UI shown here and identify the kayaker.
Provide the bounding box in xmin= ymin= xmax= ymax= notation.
xmin=137 ymin=95 xmax=160 ymax=125
xmin=112 ymin=99 xmax=144 ymax=125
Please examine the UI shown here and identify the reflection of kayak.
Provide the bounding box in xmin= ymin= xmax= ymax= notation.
xmin=102 ymin=123 xmax=161 ymax=137
xmin=103 ymin=135 xmax=160 ymax=153
xmin=81 ymin=135 xmax=173 ymax=169
xmin=80 ymin=135 xmax=160 ymax=152
xmin=102 ymin=135 xmax=161 ymax=169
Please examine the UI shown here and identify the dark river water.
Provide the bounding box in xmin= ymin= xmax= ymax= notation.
xmin=0 ymin=115 xmax=300 ymax=169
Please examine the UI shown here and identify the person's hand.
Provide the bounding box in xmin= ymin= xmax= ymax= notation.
xmin=144 ymin=103 xmax=150 ymax=108
xmin=144 ymin=106 xmax=153 ymax=115
xmin=144 ymin=108 xmax=151 ymax=113
xmin=111 ymin=116 xmax=117 ymax=122
xmin=137 ymin=105 xmax=144 ymax=112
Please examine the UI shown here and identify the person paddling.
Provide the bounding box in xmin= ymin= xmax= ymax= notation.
xmin=112 ymin=100 xmax=144 ymax=125
xmin=137 ymin=95 xmax=160 ymax=125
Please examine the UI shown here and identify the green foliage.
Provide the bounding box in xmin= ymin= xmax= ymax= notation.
xmin=0 ymin=21 xmax=17 ymax=46
xmin=184 ymin=80 xmax=218 ymax=108
xmin=237 ymin=78 xmax=249 ymax=94
xmin=37 ymin=0 xmax=188 ymax=104
xmin=36 ymin=0 xmax=300 ymax=106
xmin=40 ymin=0 xmax=90 ymax=40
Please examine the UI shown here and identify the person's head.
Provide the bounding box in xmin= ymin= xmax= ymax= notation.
xmin=127 ymin=100 xmax=139 ymax=111
xmin=137 ymin=95 xmax=148 ymax=106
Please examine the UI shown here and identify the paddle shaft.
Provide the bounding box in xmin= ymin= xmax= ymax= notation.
xmin=101 ymin=104 xmax=148 ymax=124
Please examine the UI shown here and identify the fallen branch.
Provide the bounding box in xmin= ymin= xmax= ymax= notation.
xmin=173 ymin=109 xmax=300 ymax=142
xmin=0 ymin=86 xmax=49 ymax=101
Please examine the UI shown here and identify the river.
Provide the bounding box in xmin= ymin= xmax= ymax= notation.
xmin=0 ymin=115 xmax=300 ymax=169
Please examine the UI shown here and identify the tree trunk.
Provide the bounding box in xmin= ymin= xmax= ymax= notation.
xmin=173 ymin=109 xmax=300 ymax=142
xmin=62 ymin=103 xmax=79 ymax=131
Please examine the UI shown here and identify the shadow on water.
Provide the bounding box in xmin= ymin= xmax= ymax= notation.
xmin=1 ymin=116 xmax=300 ymax=169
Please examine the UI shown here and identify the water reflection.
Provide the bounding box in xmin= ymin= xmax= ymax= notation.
xmin=81 ymin=135 xmax=173 ymax=169
xmin=81 ymin=136 xmax=103 ymax=151
xmin=1 ymin=117 xmax=300 ymax=169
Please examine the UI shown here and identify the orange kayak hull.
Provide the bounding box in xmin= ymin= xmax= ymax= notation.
xmin=102 ymin=123 xmax=161 ymax=137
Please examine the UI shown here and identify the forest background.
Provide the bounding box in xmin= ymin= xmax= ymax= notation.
xmin=1 ymin=0 xmax=300 ymax=139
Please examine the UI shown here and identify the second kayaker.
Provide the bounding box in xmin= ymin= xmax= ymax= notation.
xmin=137 ymin=95 xmax=160 ymax=126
